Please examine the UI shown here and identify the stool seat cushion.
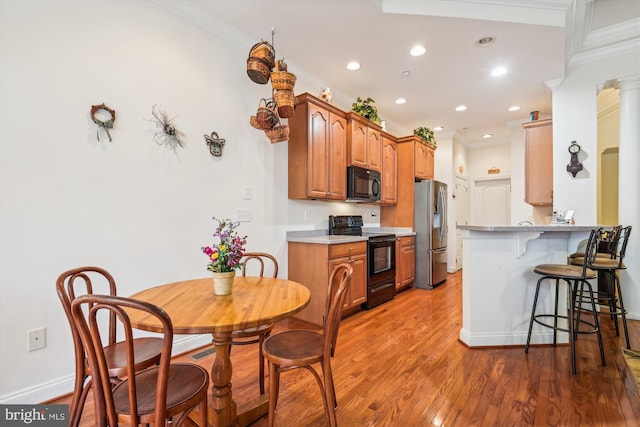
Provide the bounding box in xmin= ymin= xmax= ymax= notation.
xmin=534 ymin=264 xmax=596 ymax=279
xmin=569 ymin=257 xmax=625 ymax=270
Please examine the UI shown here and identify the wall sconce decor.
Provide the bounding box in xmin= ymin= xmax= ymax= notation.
xmin=566 ymin=140 xmax=583 ymax=177
xmin=488 ymin=166 xmax=500 ymax=174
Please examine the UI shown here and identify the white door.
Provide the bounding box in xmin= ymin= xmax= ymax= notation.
xmin=473 ymin=179 xmax=510 ymax=226
xmin=454 ymin=176 xmax=470 ymax=271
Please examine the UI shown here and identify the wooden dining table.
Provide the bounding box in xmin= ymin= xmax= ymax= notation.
xmin=127 ymin=276 xmax=311 ymax=427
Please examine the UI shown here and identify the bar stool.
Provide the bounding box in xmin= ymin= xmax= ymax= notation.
xmin=569 ymin=225 xmax=632 ymax=349
xmin=525 ymin=228 xmax=606 ymax=374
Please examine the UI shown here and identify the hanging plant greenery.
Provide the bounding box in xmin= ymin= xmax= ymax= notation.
xmin=351 ymin=97 xmax=381 ymax=124
xmin=413 ymin=126 xmax=436 ymax=146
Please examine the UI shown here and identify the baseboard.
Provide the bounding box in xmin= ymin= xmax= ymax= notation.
xmin=0 ymin=334 xmax=212 ymax=404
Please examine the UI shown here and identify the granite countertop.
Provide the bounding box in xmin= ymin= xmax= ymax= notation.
xmin=287 ymin=227 xmax=414 ymax=244
xmin=457 ymin=224 xmax=604 ymax=232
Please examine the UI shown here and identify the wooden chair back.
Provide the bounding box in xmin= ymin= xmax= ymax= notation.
xmin=325 ymin=263 xmax=353 ymax=359
xmin=241 ymin=252 xmax=279 ymax=278
xmin=71 ymin=294 xmax=174 ymax=426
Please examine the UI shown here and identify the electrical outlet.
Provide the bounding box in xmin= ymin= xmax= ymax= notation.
xmin=303 ymin=210 xmax=309 ymax=221
xmin=236 ymin=208 xmax=252 ymax=222
xmin=27 ymin=327 xmax=46 ymax=351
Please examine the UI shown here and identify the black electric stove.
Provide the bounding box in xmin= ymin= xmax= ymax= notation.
xmin=328 ymin=215 xmax=396 ymax=309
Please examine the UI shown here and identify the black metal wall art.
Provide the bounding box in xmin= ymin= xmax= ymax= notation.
xmin=204 ymin=132 xmax=225 ymax=157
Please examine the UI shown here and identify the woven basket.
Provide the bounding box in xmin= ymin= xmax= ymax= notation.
xmin=247 ymin=57 xmax=272 ymax=85
xmin=264 ymin=124 xmax=289 ymax=143
xmin=270 ymin=60 xmax=296 ymax=91
xmin=250 ymin=115 xmax=262 ymax=129
xmin=249 ymin=40 xmax=275 ymax=69
xmin=255 ymin=98 xmax=279 ymax=130
xmin=274 ymin=90 xmax=294 ymax=118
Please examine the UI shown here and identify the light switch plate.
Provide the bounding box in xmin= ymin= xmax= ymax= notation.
xmin=237 ymin=208 xmax=252 ymax=222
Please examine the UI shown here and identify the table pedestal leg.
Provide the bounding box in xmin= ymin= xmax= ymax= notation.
xmin=208 ymin=332 xmax=236 ymax=427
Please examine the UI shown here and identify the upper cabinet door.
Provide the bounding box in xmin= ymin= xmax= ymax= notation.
xmin=349 ymin=119 xmax=368 ymax=168
xmin=307 ymin=105 xmax=330 ymax=198
xmin=380 ymin=137 xmax=397 ymax=205
xmin=414 ymin=142 xmax=428 ymax=180
xmin=523 ymin=119 xmax=553 ymax=205
xmin=367 ymin=128 xmax=382 ymax=171
xmin=327 ymin=114 xmax=347 ymax=200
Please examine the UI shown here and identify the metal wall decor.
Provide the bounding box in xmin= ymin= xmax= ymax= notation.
xmin=90 ymin=103 xmax=116 ymax=142
xmin=149 ymin=105 xmax=185 ymax=150
xmin=567 ymin=140 xmax=583 ymax=177
xmin=204 ymin=132 xmax=225 ymax=157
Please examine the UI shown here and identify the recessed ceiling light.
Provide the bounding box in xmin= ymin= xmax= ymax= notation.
xmin=491 ymin=67 xmax=507 ymax=77
xmin=482 ymin=133 xmax=493 ymax=139
xmin=410 ymin=46 xmax=426 ymax=56
xmin=402 ymin=70 xmax=411 ymax=77
xmin=434 ymin=126 xmax=444 ymax=131
xmin=395 ymin=98 xmax=407 ymax=105
xmin=508 ymin=105 xmax=521 ymax=112
xmin=475 ymin=36 xmax=495 ymax=47
xmin=455 ymin=105 xmax=467 ymax=112
xmin=346 ymin=61 xmax=360 ymax=71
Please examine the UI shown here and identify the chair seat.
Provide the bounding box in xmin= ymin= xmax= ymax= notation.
xmin=263 ymin=329 xmax=324 ymax=367
xmin=533 ymin=264 xmax=596 ymax=279
xmin=231 ymin=323 xmax=274 ymax=340
xmin=103 ymin=337 xmax=164 ymax=377
xmin=569 ymin=257 xmax=625 ymax=270
xmin=113 ymin=363 xmax=209 ymax=418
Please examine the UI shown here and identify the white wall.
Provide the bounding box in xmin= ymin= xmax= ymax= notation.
xmin=0 ymin=0 xmax=383 ymax=402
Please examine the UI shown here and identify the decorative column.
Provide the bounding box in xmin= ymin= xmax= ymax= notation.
xmin=617 ymin=75 xmax=640 ymax=320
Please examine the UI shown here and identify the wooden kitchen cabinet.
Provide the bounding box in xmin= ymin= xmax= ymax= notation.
xmin=523 ymin=119 xmax=553 ymax=205
xmin=380 ymin=135 xmax=436 ymax=228
xmin=379 ymin=133 xmax=398 ymax=205
xmin=288 ymin=93 xmax=347 ymax=200
xmin=288 ymin=240 xmax=367 ymax=326
xmin=346 ymin=112 xmax=383 ymax=172
xmin=395 ymin=236 xmax=415 ymax=290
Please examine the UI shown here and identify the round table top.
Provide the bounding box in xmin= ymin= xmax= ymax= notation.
xmin=127 ymin=276 xmax=311 ymax=334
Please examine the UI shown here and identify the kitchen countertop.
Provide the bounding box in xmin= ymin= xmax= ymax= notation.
xmin=287 ymin=227 xmax=414 ymax=244
xmin=458 ymin=224 xmax=603 ymax=232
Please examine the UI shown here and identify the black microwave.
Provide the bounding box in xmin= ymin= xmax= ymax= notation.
xmin=347 ymin=166 xmax=381 ymax=202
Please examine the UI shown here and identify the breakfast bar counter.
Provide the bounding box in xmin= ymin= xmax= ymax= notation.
xmin=457 ymin=224 xmax=600 ymax=347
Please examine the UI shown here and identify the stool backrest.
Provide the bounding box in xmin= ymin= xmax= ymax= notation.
xmin=582 ymin=227 xmax=603 ymax=274
xmin=616 ymin=226 xmax=632 ymax=267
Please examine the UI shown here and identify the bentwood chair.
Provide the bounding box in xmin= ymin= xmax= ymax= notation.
xmin=570 ymin=225 xmax=632 ymax=349
xmin=525 ymin=228 xmax=606 ymax=374
xmin=71 ymin=294 xmax=209 ymax=426
xmin=56 ymin=267 xmax=163 ymax=427
xmin=262 ymin=263 xmax=353 ymax=427
xmin=230 ymin=252 xmax=279 ymax=394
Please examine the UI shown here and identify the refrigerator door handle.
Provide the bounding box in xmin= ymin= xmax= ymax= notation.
xmin=438 ymin=186 xmax=446 ymax=243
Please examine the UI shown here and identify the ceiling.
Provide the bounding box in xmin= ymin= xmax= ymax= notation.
xmin=160 ymin=0 xmax=569 ymax=144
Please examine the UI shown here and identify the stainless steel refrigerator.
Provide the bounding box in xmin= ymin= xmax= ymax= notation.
xmin=414 ymin=180 xmax=448 ymax=289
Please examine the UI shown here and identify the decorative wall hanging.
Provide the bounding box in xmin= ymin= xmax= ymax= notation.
xmin=566 ymin=140 xmax=583 ymax=177
xmin=90 ymin=103 xmax=116 ymax=142
xmin=149 ymin=105 xmax=185 ymax=150
xmin=204 ymin=132 xmax=225 ymax=157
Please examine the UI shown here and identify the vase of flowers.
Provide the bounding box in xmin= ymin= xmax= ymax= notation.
xmin=202 ymin=217 xmax=247 ymax=295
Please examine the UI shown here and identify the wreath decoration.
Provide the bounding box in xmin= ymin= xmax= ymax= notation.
xmin=90 ymin=103 xmax=116 ymax=142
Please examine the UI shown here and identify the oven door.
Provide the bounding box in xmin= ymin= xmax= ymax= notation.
xmin=368 ymin=237 xmax=396 ymax=276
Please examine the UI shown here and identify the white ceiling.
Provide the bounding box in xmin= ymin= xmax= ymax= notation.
xmin=160 ymin=0 xmax=570 ymax=144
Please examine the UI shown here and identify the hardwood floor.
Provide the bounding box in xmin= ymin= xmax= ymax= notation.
xmin=55 ymin=270 xmax=640 ymax=426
